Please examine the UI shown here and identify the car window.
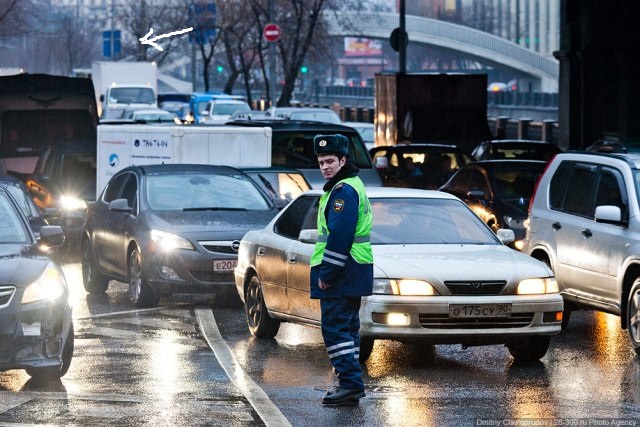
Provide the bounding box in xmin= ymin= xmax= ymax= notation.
xmin=0 ymin=192 xmax=28 ymax=243
xmin=370 ymin=198 xmax=499 ymax=245
xmin=271 ymin=131 xmax=371 ymax=169
xmin=469 ymin=169 xmax=491 ymax=198
xmin=2 ymin=184 xmax=40 ymax=218
xmin=103 ymin=173 xmax=130 ymax=203
xmin=549 ymin=160 xmax=573 ymax=210
xmin=274 ymin=195 xmax=318 ymax=239
xmin=595 ymin=167 xmax=627 ymax=217
xmin=562 ymin=163 xmax=598 ymax=217
xmin=146 ymin=173 xmax=270 ymax=211
xmin=446 ymin=167 xmax=473 ymax=193
xmin=121 ymin=174 xmax=138 ymax=214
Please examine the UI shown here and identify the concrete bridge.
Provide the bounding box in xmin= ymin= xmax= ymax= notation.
xmin=323 ymin=11 xmax=559 ymax=92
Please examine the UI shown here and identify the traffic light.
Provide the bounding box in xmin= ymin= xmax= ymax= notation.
xmin=216 ymin=65 xmax=223 ymax=73
xmin=300 ymin=66 xmax=308 ymax=74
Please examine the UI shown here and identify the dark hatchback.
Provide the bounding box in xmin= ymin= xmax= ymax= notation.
xmin=0 ymin=187 xmax=72 ymax=379
xmin=81 ymin=164 xmax=280 ymax=307
xmin=439 ymin=159 xmax=547 ymax=250
xmin=370 ymin=143 xmax=474 ymax=189
xmin=226 ymin=119 xmax=381 ymax=189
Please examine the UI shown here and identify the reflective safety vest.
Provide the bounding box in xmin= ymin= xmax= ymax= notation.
xmin=310 ymin=176 xmax=373 ymax=266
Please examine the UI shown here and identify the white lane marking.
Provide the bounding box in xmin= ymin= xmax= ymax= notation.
xmin=195 ymin=308 xmax=292 ymax=427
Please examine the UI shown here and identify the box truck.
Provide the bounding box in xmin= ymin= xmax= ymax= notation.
xmin=96 ymin=124 xmax=272 ymax=199
xmin=91 ymin=61 xmax=158 ymax=117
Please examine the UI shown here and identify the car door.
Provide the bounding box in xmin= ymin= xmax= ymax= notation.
xmin=287 ymin=196 xmax=321 ymax=321
xmin=101 ymin=172 xmax=138 ymax=277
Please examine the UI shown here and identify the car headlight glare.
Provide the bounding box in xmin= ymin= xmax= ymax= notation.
xmin=22 ymin=263 xmax=67 ymax=304
xmin=60 ymin=195 xmax=87 ymax=210
xmin=151 ymin=229 xmax=194 ymax=251
xmin=516 ymin=278 xmax=558 ymax=294
xmin=373 ymin=279 xmax=437 ymax=296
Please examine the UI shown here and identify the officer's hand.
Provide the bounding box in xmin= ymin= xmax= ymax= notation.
xmin=318 ymin=279 xmax=331 ymax=290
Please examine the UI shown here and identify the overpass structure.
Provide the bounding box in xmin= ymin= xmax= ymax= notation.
xmin=323 ymin=12 xmax=559 ymax=92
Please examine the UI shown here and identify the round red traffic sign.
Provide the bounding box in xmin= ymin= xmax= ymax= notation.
xmin=263 ymin=23 xmax=281 ymax=43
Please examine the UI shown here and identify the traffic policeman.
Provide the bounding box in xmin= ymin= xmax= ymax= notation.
xmin=310 ymin=134 xmax=374 ymax=406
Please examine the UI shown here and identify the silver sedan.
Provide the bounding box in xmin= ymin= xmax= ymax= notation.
xmin=234 ymin=188 xmax=563 ymax=362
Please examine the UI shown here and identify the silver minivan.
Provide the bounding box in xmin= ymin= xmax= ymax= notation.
xmin=522 ymin=151 xmax=640 ymax=354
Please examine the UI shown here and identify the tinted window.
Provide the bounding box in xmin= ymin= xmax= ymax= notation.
xmin=274 ymin=195 xmax=318 ymax=239
xmin=103 ymin=173 xmax=130 ymax=203
xmin=563 ymin=163 xmax=598 ymax=217
xmin=549 ymin=161 xmax=574 ymax=210
xmin=0 ymin=192 xmax=28 ymax=243
xmin=271 ymin=131 xmax=371 ymax=169
xmin=595 ymin=167 xmax=627 ymax=216
xmin=468 ymin=169 xmax=491 ymax=198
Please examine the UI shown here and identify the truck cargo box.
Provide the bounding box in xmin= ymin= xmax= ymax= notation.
xmin=97 ymin=124 xmax=272 ymax=198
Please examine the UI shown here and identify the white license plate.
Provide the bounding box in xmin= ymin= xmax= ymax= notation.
xmin=448 ymin=303 xmax=512 ymax=318
xmin=213 ymin=259 xmax=237 ymax=272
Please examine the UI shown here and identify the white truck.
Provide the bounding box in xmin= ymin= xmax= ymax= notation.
xmin=91 ymin=61 xmax=158 ymax=117
xmin=96 ymin=124 xmax=272 ymax=199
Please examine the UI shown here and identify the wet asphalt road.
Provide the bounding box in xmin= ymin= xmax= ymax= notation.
xmin=1 ymin=258 xmax=640 ymax=426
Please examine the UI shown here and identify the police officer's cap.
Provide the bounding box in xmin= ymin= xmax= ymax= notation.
xmin=313 ymin=134 xmax=349 ymax=157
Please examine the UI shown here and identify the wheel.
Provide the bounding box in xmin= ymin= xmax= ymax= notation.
xmin=82 ymin=239 xmax=109 ymax=294
xmin=626 ymin=278 xmax=640 ymax=355
xmin=128 ymin=248 xmax=157 ymax=308
xmin=506 ymin=335 xmax=551 ymax=362
xmin=359 ymin=337 xmax=375 ymax=362
xmin=245 ymin=275 xmax=280 ymax=338
xmin=26 ymin=322 xmax=74 ymax=379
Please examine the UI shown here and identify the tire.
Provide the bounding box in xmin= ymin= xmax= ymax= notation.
xmin=26 ymin=322 xmax=74 ymax=379
xmin=82 ymin=239 xmax=109 ymax=294
xmin=359 ymin=337 xmax=375 ymax=362
xmin=245 ymin=275 xmax=280 ymax=338
xmin=128 ymin=248 xmax=157 ymax=308
xmin=506 ymin=335 xmax=551 ymax=362
xmin=626 ymin=278 xmax=640 ymax=355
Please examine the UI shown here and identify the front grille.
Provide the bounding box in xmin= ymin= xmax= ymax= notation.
xmin=199 ymin=240 xmax=240 ymax=254
xmin=419 ymin=313 xmax=534 ymax=329
xmin=190 ymin=270 xmax=235 ymax=282
xmin=444 ymin=280 xmax=506 ymax=295
xmin=0 ymin=286 xmax=16 ymax=309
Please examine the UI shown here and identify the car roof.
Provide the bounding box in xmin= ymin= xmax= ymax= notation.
xmin=226 ymin=119 xmax=359 ymax=132
xmin=469 ymin=159 xmax=548 ymax=168
xmin=480 ymin=139 xmax=558 ymax=146
xmin=372 ymin=143 xmax=466 ymax=152
xmin=132 ymin=163 xmax=245 ymax=175
xmin=302 ymin=187 xmax=460 ymax=200
xmin=554 ymin=151 xmax=640 ymax=169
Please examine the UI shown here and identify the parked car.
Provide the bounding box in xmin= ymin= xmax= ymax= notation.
xmin=26 ymin=144 xmax=97 ymax=248
xmin=472 ymin=139 xmax=562 ymax=161
xmin=0 ymin=174 xmax=48 ymax=238
xmin=241 ymin=167 xmax=311 ymax=205
xmin=370 ymin=143 xmax=474 ymax=189
xmin=235 ymin=187 xmax=562 ymax=362
xmin=81 ymin=164 xmax=280 ymax=307
xmin=122 ymin=108 xmax=180 ymax=124
xmin=343 ymin=121 xmax=374 ymax=150
xmin=264 ymin=107 xmax=342 ymax=124
xmin=189 ymin=92 xmax=246 ymax=124
xmin=226 ymin=119 xmax=381 ymax=189
xmin=523 ymin=151 xmax=640 ymax=352
xmin=0 ymin=186 xmax=72 ymax=379
xmin=199 ymin=99 xmax=252 ymax=125
xmin=439 ymin=160 xmax=547 ymax=250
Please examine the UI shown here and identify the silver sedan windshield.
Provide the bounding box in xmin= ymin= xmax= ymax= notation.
xmin=370 ymin=198 xmax=499 ymax=245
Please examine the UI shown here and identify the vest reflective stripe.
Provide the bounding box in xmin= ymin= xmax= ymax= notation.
xmin=310 ymin=176 xmax=373 ymax=267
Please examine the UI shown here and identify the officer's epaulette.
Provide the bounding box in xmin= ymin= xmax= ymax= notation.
xmin=334 ymin=182 xmax=344 ymax=190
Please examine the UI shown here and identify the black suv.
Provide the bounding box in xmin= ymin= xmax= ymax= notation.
xmin=226 ymin=119 xmax=381 ymax=189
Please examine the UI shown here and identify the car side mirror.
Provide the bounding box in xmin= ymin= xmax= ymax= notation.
xmin=201 ymin=110 xmax=210 ymax=116
xmin=595 ymin=205 xmax=622 ymax=224
xmin=467 ymin=189 xmax=485 ymax=200
xmin=39 ymin=225 xmax=65 ymax=248
xmin=374 ymin=157 xmax=389 ymax=169
xmin=109 ymin=198 xmax=132 ymax=213
xmin=298 ymin=229 xmax=318 ymax=244
xmin=496 ymin=228 xmax=515 ymax=245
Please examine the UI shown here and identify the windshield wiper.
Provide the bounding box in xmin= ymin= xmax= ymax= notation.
xmin=183 ymin=207 xmax=248 ymax=211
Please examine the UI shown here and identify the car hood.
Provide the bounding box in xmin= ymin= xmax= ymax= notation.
xmin=372 ymin=244 xmax=551 ymax=283
xmin=0 ymin=245 xmax=49 ymax=288
xmin=143 ymin=209 xmax=278 ymax=235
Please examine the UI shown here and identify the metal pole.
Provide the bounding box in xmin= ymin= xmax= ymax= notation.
xmin=268 ymin=0 xmax=276 ymax=108
xmin=399 ymin=0 xmax=406 ymax=74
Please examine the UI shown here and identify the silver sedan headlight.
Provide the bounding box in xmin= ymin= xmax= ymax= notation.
xmin=373 ymin=279 xmax=439 ymax=296
xmin=22 ymin=263 xmax=67 ymax=304
xmin=151 ymin=229 xmax=195 ymax=251
xmin=516 ymin=277 xmax=559 ymax=294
